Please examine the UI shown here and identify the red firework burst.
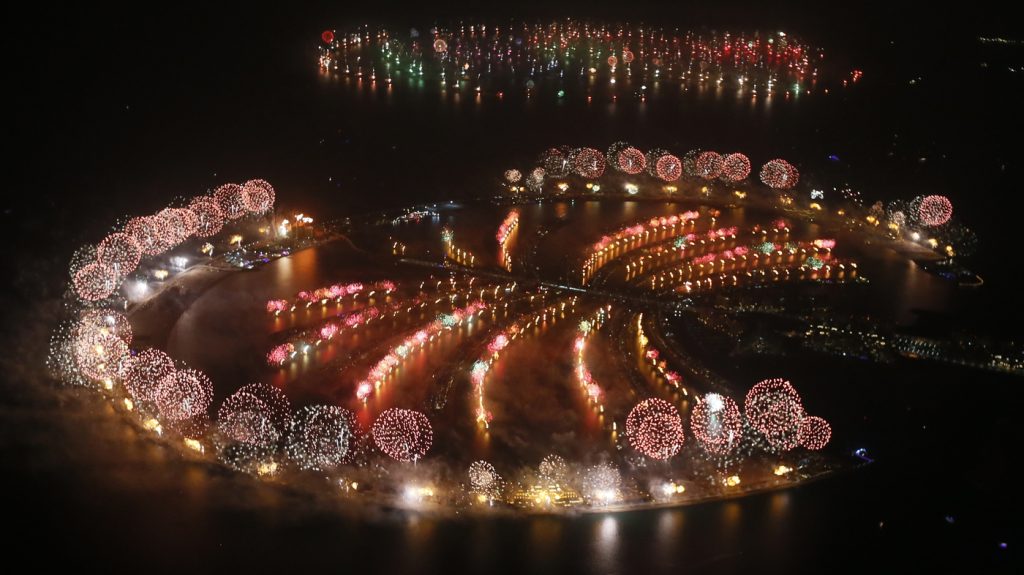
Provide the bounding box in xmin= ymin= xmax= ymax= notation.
xmin=720 ymin=153 xmax=751 ymax=182
xmin=572 ymin=148 xmax=606 ymax=179
xmin=655 ymin=154 xmax=682 ymax=181
xmin=759 ymin=159 xmax=800 ymax=189
xmin=695 ymin=151 xmax=724 ymax=179
xmin=618 ymin=147 xmax=646 ymax=174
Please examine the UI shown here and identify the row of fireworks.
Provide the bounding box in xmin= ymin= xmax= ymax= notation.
xmin=503 ymin=143 xmax=800 ymax=191
xmin=70 ymin=180 xmax=276 ymax=302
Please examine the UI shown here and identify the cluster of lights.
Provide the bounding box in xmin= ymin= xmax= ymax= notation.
xmin=582 ymin=210 xmax=700 ymax=283
xmin=441 ymin=226 xmax=477 ymax=266
xmin=265 ymin=280 xmax=396 ymax=314
xmin=669 ymin=261 xmax=853 ymax=294
xmin=645 ymin=231 xmax=842 ymax=292
xmin=319 ymin=22 xmax=834 ymax=102
xmin=574 ymin=308 xmax=611 ymax=413
xmin=623 ymin=225 xmax=775 ymax=282
xmin=496 ymin=210 xmax=519 ymax=271
xmin=266 ymin=305 xmax=384 ymax=366
xmin=356 ymin=301 xmax=488 ymax=401
xmin=635 ymin=314 xmax=686 ymax=391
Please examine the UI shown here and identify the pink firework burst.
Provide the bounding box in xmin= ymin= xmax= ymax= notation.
xmin=626 ymin=398 xmax=685 ymax=460
xmin=744 ymin=378 xmax=805 ymax=451
xmin=690 ymin=393 xmax=743 ymax=455
xmin=242 ymin=179 xmax=276 ymax=214
xmin=72 ymin=261 xmax=117 ymax=301
xmin=915 ymin=195 xmax=953 ymax=227
xmin=372 ymin=408 xmax=433 ymax=462
xmin=188 ymin=196 xmax=225 ymax=237
xmin=97 ymin=232 xmax=141 ymax=277
xmin=213 ymin=183 xmax=248 ymax=220
xmin=798 ymin=415 xmax=832 ymax=450
xmin=218 ymin=383 xmax=292 ymax=447
xmin=124 ymin=348 xmax=176 ymax=404
xmin=154 ymin=368 xmax=213 ymax=421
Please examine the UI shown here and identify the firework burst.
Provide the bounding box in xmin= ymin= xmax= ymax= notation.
xmin=626 ymin=398 xmax=685 ymax=460
xmin=759 ymin=159 xmax=800 ymax=189
xmin=372 ymin=408 xmax=433 ymax=462
xmin=720 ymin=153 xmax=752 ymax=182
xmin=744 ymin=378 xmax=805 ymax=451
xmin=690 ymin=392 xmax=743 ymax=456
xmin=154 ymin=368 xmax=214 ymax=422
xmin=286 ymin=405 xmax=353 ymax=471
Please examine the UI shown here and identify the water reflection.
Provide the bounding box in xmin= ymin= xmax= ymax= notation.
xmin=592 ymin=515 xmax=620 ymax=573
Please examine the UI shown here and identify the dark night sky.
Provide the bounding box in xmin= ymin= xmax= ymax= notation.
xmin=11 ymin=0 xmax=1019 ymax=205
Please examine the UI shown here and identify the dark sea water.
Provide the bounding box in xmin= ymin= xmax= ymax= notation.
xmin=6 ymin=3 xmax=1024 ymax=572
